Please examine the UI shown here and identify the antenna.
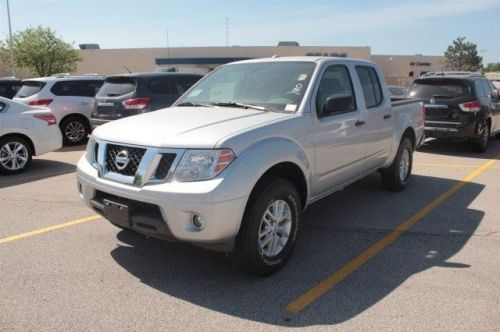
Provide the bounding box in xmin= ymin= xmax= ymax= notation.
xmin=123 ymin=66 xmax=131 ymax=73
xmin=226 ymin=17 xmax=229 ymax=47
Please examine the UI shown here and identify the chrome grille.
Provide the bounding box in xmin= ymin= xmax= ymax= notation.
xmin=154 ymin=153 xmax=177 ymax=179
xmin=106 ymin=144 xmax=146 ymax=176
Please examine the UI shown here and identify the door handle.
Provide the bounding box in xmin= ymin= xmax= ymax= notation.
xmin=383 ymin=114 xmax=391 ymax=119
xmin=355 ymin=120 xmax=366 ymax=127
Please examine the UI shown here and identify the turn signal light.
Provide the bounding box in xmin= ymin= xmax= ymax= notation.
xmin=122 ymin=98 xmax=151 ymax=110
xmin=29 ymin=99 xmax=53 ymax=107
xmin=34 ymin=113 xmax=57 ymax=125
xmin=459 ymin=101 xmax=481 ymax=112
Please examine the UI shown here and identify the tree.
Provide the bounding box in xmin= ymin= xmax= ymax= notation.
xmin=444 ymin=37 xmax=482 ymax=72
xmin=483 ymin=62 xmax=500 ymax=72
xmin=0 ymin=26 xmax=82 ymax=77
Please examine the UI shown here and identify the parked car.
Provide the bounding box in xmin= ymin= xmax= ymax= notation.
xmin=90 ymin=72 xmax=203 ymax=128
xmin=0 ymin=78 xmax=22 ymax=99
xmin=77 ymin=57 xmax=424 ymax=276
xmin=408 ymin=72 xmax=500 ymax=152
xmin=0 ymin=97 xmax=62 ymax=174
xmin=388 ymin=85 xmax=407 ymax=97
xmin=14 ymin=74 xmax=104 ymax=145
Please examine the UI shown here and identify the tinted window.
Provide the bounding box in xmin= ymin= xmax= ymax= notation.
xmin=97 ymin=77 xmax=136 ymax=97
xmin=316 ymin=65 xmax=356 ymax=114
xmin=356 ymin=66 xmax=383 ymax=108
xmin=474 ymin=81 xmax=488 ymax=99
xmin=0 ymin=82 xmax=21 ymax=98
xmin=15 ymin=81 xmax=46 ymax=98
xmin=148 ymin=77 xmax=176 ymax=94
xmin=175 ymin=76 xmax=202 ymax=94
xmin=408 ymin=80 xmax=471 ymax=99
xmin=51 ymin=80 xmax=103 ymax=97
xmin=480 ymin=80 xmax=493 ymax=98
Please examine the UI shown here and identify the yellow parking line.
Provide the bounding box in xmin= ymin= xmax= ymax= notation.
xmin=0 ymin=215 xmax=100 ymax=245
xmin=286 ymin=153 xmax=500 ymax=314
xmin=415 ymin=162 xmax=500 ymax=169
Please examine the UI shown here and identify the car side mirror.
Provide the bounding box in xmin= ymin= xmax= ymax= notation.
xmin=490 ymin=90 xmax=499 ymax=101
xmin=321 ymin=94 xmax=355 ymax=116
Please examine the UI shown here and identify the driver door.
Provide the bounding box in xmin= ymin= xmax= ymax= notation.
xmin=312 ymin=64 xmax=367 ymax=196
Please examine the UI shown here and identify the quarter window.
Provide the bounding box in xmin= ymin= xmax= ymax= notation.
xmin=356 ymin=66 xmax=383 ymax=108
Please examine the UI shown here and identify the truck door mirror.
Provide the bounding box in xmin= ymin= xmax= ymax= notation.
xmin=322 ymin=94 xmax=355 ymax=116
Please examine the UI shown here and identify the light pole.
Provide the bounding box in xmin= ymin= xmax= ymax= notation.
xmin=6 ymin=0 xmax=15 ymax=76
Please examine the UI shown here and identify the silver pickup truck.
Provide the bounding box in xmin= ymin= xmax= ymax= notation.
xmin=77 ymin=57 xmax=424 ymax=275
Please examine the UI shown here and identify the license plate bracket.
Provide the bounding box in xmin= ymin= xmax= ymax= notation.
xmin=103 ymin=199 xmax=130 ymax=228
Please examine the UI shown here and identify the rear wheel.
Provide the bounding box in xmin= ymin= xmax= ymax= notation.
xmin=381 ymin=137 xmax=413 ymax=192
xmin=0 ymin=136 xmax=32 ymax=174
xmin=234 ymin=178 xmax=301 ymax=276
xmin=472 ymin=122 xmax=490 ymax=153
xmin=60 ymin=116 xmax=88 ymax=146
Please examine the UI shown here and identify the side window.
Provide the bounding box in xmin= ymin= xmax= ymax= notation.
xmin=316 ymin=65 xmax=356 ymax=116
xmin=474 ymin=81 xmax=487 ymax=99
xmin=0 ymin=102 xmax=6 ymax=112
xmin=149 ymin=78 xmax=175 ymax=95
xmin=481 ymin=80 xmax=493 ymax=98
xmin=51 ymin=81 xmax=73 ymax=96
xmin=356 ymin=66 xmax=383 ymax=108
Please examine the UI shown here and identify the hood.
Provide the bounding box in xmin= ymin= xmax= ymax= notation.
xmin=92 ymin=106 xmax=294 ymax=148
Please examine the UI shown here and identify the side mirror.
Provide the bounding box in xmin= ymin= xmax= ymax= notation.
xmin=490 ymin=90 xmax=499 ymax=101
xmin=321 ymin=94 xmax=354 ymax=116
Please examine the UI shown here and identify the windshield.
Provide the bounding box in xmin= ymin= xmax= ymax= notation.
xmin=408 ymin=80 xmax=471 ymax=99
xmin=175 ymin=61 xmax=316 ymax=112
xmin=15 ymin=81 xmax=45 ymax=98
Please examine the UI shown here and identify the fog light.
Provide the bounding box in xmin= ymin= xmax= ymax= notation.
xmin=192 ymin=214 xmax=204 ymax=229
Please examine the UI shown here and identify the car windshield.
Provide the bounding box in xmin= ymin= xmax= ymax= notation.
xmin=176 ymin=61 xmax=316 ymax=112
xmin=407 ymin=80 xmax=471 ymax=99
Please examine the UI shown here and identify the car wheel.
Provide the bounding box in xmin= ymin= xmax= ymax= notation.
xmin=381 ymin=137 xmax=413 ymax=192
xmin=473 ymin=122 xmax=490 ymax=153
xmin=60 ymin=116 xmax=88 ymax=146
xmin=234 ymin=178 xmax=301 ymax=276
xmin=0 ymin=136 xmax=32 ymax=175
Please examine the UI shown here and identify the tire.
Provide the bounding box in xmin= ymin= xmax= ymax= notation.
xmin=472 ymin=122 xmax=490 ymax=153
xmin=0 ymin=136 xmax=33 ymax=175
xmin=381 ymin=137 xmax=413 ymax=192
xmin=60 ymin=116 xmax=89 ymax=146
xmin=234 ymin=178 xmax=301 ymax=276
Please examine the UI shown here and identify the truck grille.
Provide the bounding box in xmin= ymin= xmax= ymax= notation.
xmin=154 ymin=153 xmax=177 ymax=179
xmin=106 ymin=144 xmax=146 ymax=176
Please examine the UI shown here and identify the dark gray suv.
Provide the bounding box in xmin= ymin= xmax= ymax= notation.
xmin=91 ymin=72 xmax=203 ymax=128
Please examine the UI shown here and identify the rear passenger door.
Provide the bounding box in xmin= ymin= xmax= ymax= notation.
xmin=355 ymin=66 xmax=393 ymax=170
xmin=51 ymin=80 xmax=103 ymax=119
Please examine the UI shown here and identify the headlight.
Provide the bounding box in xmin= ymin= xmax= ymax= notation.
xmin=172 ymin=149 xmax=235 ymax=182
xmin=85 ymin=137 xmax=97 ymax=167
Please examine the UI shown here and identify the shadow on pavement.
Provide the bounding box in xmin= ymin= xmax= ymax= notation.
xmin=418 ymin=137 xmax=500 ymax=159
xmin=0 ymin=159 xmax=75 ymax=189
xmin=110 ymin=173 xmax=485 ymax=327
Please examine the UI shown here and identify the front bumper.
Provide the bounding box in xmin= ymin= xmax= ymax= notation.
xmin=76 ymin=156 xmax=253 ymax=252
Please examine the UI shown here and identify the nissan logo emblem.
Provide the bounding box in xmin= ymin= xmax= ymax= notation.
xmin=114 ymin=150 xmax=130 ymax=170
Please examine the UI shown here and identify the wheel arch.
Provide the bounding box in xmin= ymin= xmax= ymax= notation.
xmin=0 ymin=133 xmax=36 ymax=155
xmin=59 ymin=113 xmax=91 ymax=132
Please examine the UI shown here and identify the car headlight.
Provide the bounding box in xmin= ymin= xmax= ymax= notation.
xmin=85 ymin=137 xmax=97 ymax=167
xmin=172 ymin=149 xmax=235 ymax=182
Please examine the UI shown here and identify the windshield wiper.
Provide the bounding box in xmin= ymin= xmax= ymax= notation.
xmin=177 ymin=102 xmax=211 ymax=107
xmin=211 ymin=102 xmax=266 ymax=111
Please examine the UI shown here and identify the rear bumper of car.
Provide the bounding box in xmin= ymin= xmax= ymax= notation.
xmin=90 ymin=117 xmax=112 ymax=129
xmin=33 ymin=125 xmax=63 ymax=155
xmin=424 ymin=121 xmax=477 ymax=139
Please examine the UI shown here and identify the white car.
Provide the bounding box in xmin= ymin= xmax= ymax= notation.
xmin=14 ymin=75 xmax=104 ymax=145
xmin=0 ymin=97 xmax=62 ymax=174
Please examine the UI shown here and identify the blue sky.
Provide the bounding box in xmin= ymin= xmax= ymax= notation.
xmin=1 ymin=0 xmax=499 ymax=64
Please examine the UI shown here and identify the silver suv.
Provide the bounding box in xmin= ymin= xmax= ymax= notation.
xmin=14 ymin=74 xmax=104 ymax=145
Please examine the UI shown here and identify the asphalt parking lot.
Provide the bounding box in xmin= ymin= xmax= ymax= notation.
xmin=1 ymin=139 xmax=499 ymax=331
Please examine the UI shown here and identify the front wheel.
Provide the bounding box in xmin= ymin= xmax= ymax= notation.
xmin=0 ymin=136 xmax=33 ymax=174
xmin=381 ymin=137 xmax=413 ymax=192
xmin=234 ymin=178 xmax=301 ymax=276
